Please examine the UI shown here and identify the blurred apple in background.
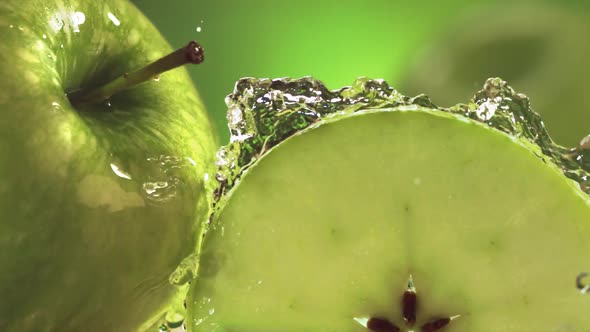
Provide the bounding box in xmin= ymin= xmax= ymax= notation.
xmin=398 ymin=3 xmax=590 ymax=147
xmin=133 ymin=0 xmax=590 ymax=145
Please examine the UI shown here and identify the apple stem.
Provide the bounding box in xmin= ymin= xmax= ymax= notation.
xmin=68 ymin=41 xmax=204 ymax=107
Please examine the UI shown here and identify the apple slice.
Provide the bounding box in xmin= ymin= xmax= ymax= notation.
xmin=186 ymin=78 xmax=590 ymax=332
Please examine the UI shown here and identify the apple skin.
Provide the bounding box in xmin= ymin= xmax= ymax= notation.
xmin=0 ymin=0 xmax=217 ymax=331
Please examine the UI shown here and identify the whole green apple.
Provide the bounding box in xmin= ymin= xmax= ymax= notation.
xmin=0 ymin=0 xmax=217 ymax=331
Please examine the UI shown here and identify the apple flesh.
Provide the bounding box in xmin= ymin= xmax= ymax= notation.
xmin=0 ymin=0 xmax=217 ymax=331
xmin=187 ymin=79 xmax=590 ymax=331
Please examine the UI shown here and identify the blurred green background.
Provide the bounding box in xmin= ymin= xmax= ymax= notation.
xmin=132 ymin=0 xmax=590 ymax=146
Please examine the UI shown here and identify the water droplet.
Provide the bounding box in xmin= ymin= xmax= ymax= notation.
xmin=49 ymin=14 xmax=64 ymax=32
xmin=153 ymin=75 xmax=161 ymax=82
xmin=196 ymin=19 xmax=204 ymax=32
xmin=208 ymin=308 xmax=215 ymax=315
xmin=169 ymin=253 xmax=199 ymax=286
xmin=578 ymin=135 xmax=590 ymax=150
xmin=51 ymin=101 xmax=63 ymax=112
xmin=110 ymin=163 xmax=132 ymax=180
xmin=141 ymin=155 xmax=196 ymax=202
xmin=228 ymin=104 xmax=242 ymax=125
xmin=143 ymin=181 xmax=168 ymax=195
xmin=475 ymin=98 xmax=499 ymax=121
xmin=186 ymin=157 xmax=197 ymax=166
xmin=71 ymin=11 xmax=85 ymax=32
xmin=215 ymin=148 xmax=231 ymax=168
xmin=107 ymin=12 xmax=121 ymax=26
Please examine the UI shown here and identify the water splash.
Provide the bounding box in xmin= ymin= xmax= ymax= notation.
xmin=142 ymin=155 xmax=195 ymax=203
xmin=169 ymin=253 xmax=200 ymax=286
xmin=212 ymin=77 xmax=590 ymax=210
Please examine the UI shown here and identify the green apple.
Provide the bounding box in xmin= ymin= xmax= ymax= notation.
xmin=187 ymin=77 xmax=590 ymax=331
xmin=0 ymin=0 xmax=217 ymax=331
xmin=399 ymin=3 xmax=590 ymax=147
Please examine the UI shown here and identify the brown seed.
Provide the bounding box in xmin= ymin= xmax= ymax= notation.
xmin=367 ymin=317 xmax=401 ymax=332
xmin=420 ymin=317 xmax=451 ymax=332
xmin=402 ymin=290 xmax=417 ymax=325
xmin=402 ymin=275 xmax=417 ymax=325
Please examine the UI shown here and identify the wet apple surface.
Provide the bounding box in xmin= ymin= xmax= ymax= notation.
xmin=0 ymin=0 xmax=217 ymax=330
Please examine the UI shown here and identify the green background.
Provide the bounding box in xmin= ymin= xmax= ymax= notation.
xmin=132 ymin=0 xmax=590 ymax=146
